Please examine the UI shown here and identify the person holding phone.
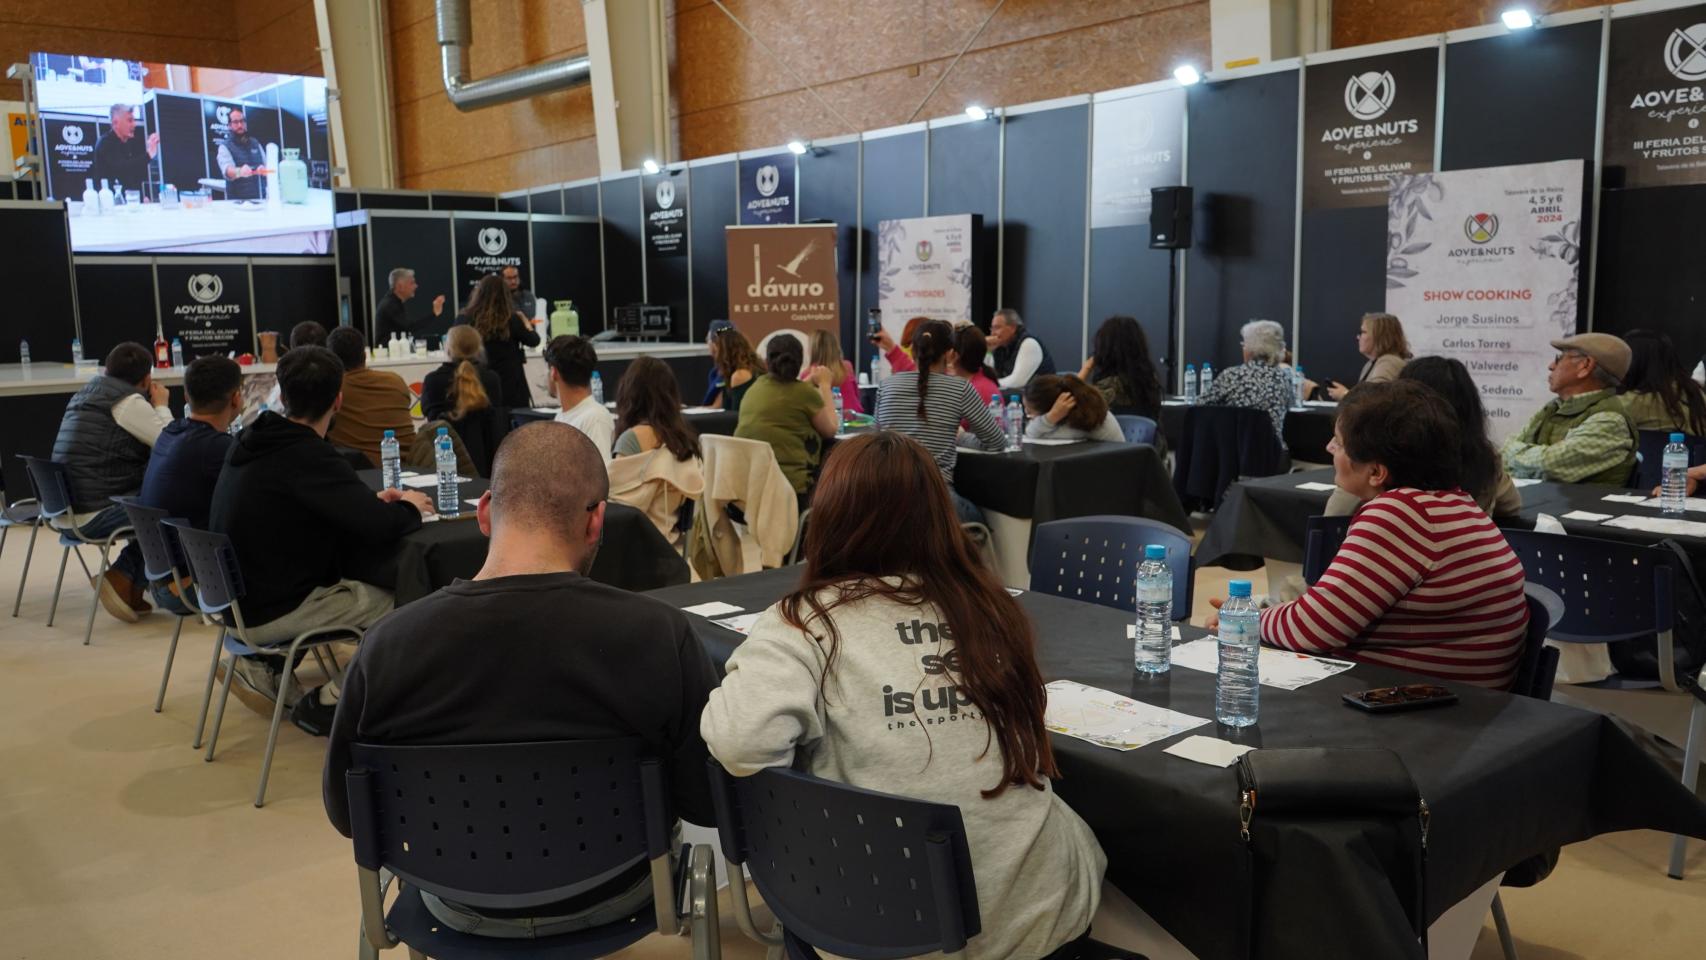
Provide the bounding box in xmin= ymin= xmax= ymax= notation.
xmin=1204 ymin=380 xmax=1529 ymax=689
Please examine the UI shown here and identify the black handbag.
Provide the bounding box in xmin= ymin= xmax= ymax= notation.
xmin=1234 ymin=748 xmax=1430 ymax=960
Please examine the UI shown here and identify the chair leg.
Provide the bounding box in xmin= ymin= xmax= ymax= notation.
xmin=192 ymin=627 xmax=226 ymax=749
xmin=82 ymin=544 xmax=111 ymax=646
xmin=204 ymin=649 xmax=238 ymax=762
xmin=12 ymin=518 xmax=40 ymax=617
xmin=1667 ymin=699 xmax=1705 ymax=879
xmin=46 ymin=546 xmax=70 ymax=627
xmin=1490 ymin=892 xmax=1518 ymax=960
xmin=254 ymin=648 xmax=300 ymax=807
xmin=155 ymin=615 xmax=185 ymax=712
xmin=690 ymin=844 xmax=722 ymax=960
xmin=72 ymin=545 xmax=92 ymax=580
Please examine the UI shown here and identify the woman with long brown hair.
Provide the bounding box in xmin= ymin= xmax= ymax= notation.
xmin=708 ymin=325 xmax=766 ymax=414
xmin=420 ymin=324 xmax=506 ymax=475
xmin=456 ymin=272 xmax=540 ymax=409
xmin=613 ymin=355 xmax=701 ymax=460
xmin=1022 ymin=374 xmax=1125 ymax=443
xmin=702 ymin=431 xmax=1106 ymax=960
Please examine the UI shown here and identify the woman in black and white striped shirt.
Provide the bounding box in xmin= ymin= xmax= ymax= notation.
xmin=875 ymin=319 xmax=1007 ymax=523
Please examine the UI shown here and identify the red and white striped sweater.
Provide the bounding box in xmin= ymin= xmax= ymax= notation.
xmin=1260 ymin=488 xmax=1529 ymax=689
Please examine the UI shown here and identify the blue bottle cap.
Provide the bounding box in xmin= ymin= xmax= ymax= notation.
xmin=437 ymin=426 xmax=449 ymax=435
xmin=383 ymin=429 xmax=395 ymax=438
xmin=1228 ymin=579 xmax=1252 ymax=598
xmin=1672 ymin=433 xmax=1686 ymax=443
xmin=1144 ymin=544 xmax=1167 ymax=560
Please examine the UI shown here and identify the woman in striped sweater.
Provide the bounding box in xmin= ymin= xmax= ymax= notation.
xmin=1224 ymin=380 xmax=1530 ymax=689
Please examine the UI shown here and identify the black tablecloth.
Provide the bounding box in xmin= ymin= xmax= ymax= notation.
xmin=646 ymin=567 xmax=1706 ymax=960
xmin=355 ymin=471 xmax=689 ymax=601
xmin=953 ymin=442 xmax=1191 ymax=532
xmin=1160 ymin=400 xmax=1338 ymax=463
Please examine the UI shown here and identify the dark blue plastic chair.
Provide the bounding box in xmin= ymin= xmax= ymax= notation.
xmin=1302 ymin=515 xmax=1354 ymax=585
xmin=1114 ymin=415 xmax=1158 ymax=446
xmin=113 ymin=497 xmax=200 ymax=713
xmin=164 ymin=520 xmax=364 ymax=807
xmin=344 ymin=739 xmax=715 ymax=960
xmin=20 ymin=455 xmax=132 ymax=645
xmin=1630 ymin=430 xmax=1706 ymax=491
xmin=1029 ymin=516 xmax=1193 ymax=619
xmin=5 ymin=461 xmax=44 ymax=619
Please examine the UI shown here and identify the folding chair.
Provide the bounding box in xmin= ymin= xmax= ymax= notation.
xmin=19 ymin=456 xmax=132 ymax=645
xmin=1029 ymin=515 xmax=1193 ymax=619
xmin=112 ymin=497 xmax=201 ymax=713
xmin=164 ymin=521 xmax=363 ymax=807
xmin=344 ymin=739 xmax=719 ymax=959
xmin=1114 ymin=414 xmax=1158 ymax=445
xmin=4 ymin=468 xmax=43 ymax=618
xmin=1302 ymin=515 xmax=1354 ymax=585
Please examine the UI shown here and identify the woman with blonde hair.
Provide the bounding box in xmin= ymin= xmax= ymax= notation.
xmin=803 ymin=328 xmax=862 ymax=416
xmin=456 ymin=272 xmax=540 ymax=408
xmin=420 ymin=324 xmax=506 ymax=476
xmin=1310 ymin=312 xmax=1412 ymax=400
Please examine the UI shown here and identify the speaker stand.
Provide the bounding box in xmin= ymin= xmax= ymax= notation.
xmin=1165 ymin=246 xmax=1180 ymax=393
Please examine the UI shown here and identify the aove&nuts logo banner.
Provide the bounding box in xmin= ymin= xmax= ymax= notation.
xmin=1604 ymin=6 xmax=1706 ymax=188
xmin=1302 ymin=47 xmax=1438 ymax=210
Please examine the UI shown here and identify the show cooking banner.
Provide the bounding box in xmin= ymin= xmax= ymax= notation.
xmin=643 ymin=168 xmax=688 ymax=257
xmin=1605 ymin=5 xmax=1706 ymax=188
xmin=1304 ymin=47 xmax=1438 ymax=210
xmin=452 ymin=214 xmax=527 ymax=299
xmin=1089 ymin=88 xmax=1184 ymax=229
xmin=738 ymin=152 xmax=797 ymax=225
xmin=724 ymin=223 xmax=839 ymax=342
xmin=875 ymin=214 xmax=976 ymax=334
xmin=154 ymin=260 xmax=256 ymax=360
xmin=1385 ymin=160 xmax=1585 ymax=440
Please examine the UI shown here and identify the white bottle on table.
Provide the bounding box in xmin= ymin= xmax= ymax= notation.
xmin=1199 ymin=362 xmax=1214 ymax=399
xmin=380 ymin=429 xmax=403 ymax=490
xmin=1661 ymin=433 xmax=1690 ymax=516
xmin=1183 ymin=364 xmax=1198 ymax=403
xmin=435 ymin=427 xmax=461 ymax=518
xmin=1133 ymin=544 xmax=1173 ymax=674
xmin=1216 ymin=579 xmax=1261 ymax=727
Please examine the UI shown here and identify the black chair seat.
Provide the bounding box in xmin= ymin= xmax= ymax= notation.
xmin=785 ymin=929 xmax=1146 ymax=960
xmin=0 ymin=502 xmax=39 ymax=525
xmin=385 ymin=880 xmax=658 ymax=960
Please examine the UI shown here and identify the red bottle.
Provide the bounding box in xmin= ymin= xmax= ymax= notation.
xmin=154 ymin=324 xmax=170 ymax=369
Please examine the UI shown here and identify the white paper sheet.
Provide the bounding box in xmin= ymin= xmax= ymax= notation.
xmin=1635 ymin=496 xmax=1706 ymax=513
xmin=1006 ymin=588 xmax=1024 ymax=596
xmin=1604 ymin=514 xmax=1706 ymax=538
xmin=1511 ymin=478 xmax=1543 ymax=487
xmin=1601 ymin=493 xmax=1650 ymax=504
xmin=1167 ymin=640 xmax=1357 ymax=690
xmin=399 ymin=474 xmax=470 ymax=488
xmin=1043 ymin=680 xmax=1209 ymax=751
xmin=1163 ymin=735 xmax=1256 ymax=768
xmin=1302 ymin=400 xmax=1338 ymax=408
xmin=682 ymin=406 xmax=721 ymax=415
xmin=1294 ymin=481 xmax=1338 ymax=492
xmin=713 ymin=612 xmax=764 ymax=634
xmin=1022 ymin=437 xmax=1081 ymax=446
xmin=1560 ymin=510 xmax=1612 ymax=522
xmin=682 ymin=600 xmax=743 ymax=617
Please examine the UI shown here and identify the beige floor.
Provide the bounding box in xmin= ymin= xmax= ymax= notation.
xmin=0 ymin=535 xmax=1700 ymax=959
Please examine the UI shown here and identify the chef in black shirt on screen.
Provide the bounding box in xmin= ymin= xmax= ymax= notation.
xmin=90 ymin=103 xmax=158 ymax=196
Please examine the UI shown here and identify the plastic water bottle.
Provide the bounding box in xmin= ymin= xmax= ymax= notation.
xmin=71 ymin=338 xmax=83 ymax=365
xmin=171 ymin=338 xmax=184 ymax=368
xmin=1662 ymin=432 xmax=1690 ymax=516
xmin=19 ymin=339 xmax=30 ymax=366
xmin=591 ymin=371 xmax=604 ymax=405
xmin=871 ymin=352 xmax=884 ymax=385
xmin=1003 ymin=393 xmax=1024 ymax=450
xmin=1216 ymin=580 xmax=1261 ymax=727
xmin=1292 ymin=365 xmax=1306 ymax=409
xmin=435 ymin=427 xmax=460 ymax=518
xmin=1133 ymin=544 xmax=1173 ymax=674
xmin=832 ymin=387 xmax=845 ymax=435
xmin=986 ymin=392 xmax=1003 ymax=428
xmin=380 ymin=429 xmax=403 ymax=490
xmin=1183 ymin=364 xmax=1198 ymax=404
xmin=1199 ymin=362 xmax=1214 ymax=399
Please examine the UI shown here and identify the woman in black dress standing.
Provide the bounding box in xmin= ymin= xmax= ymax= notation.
xmin=458 ymin=273 xmax=540 ymax=409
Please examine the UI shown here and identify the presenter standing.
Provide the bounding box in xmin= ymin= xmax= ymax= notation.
xmin=375 ymin=267 xmax=446 ymax=344
xmin=90 ymin=104 xmax=158 ymax=197
xmin=215 ymin=107 xmax=266 ymax=201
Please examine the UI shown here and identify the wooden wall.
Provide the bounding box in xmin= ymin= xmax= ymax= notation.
xmin=1332 ymin=0 xmax=1637 ymax=48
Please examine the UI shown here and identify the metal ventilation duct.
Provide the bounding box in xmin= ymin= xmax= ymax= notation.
xmin=436 ymin=0 xmax=592 ymax=111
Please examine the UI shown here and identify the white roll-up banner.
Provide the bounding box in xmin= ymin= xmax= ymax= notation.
xmin=875 ymin=214 xmax=976 ymax=337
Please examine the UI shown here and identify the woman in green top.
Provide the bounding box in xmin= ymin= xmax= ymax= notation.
xmin=1620 ymin=329 xmax=1706 ymax=436
xmin=735 ymin=334 xmax=839 ymax=495
xmin=710 ymin=326 xmax=766 ymax=415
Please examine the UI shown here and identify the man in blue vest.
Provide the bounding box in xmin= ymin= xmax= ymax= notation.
xmin=985 ymin=308 xmax=1056 ymax=391
xmin=51 ymin=342 xmax=172 ymax=622
xmin=215 ymin=107 xmax=265 ymax=201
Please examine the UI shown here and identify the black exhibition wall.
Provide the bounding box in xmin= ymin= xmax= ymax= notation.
xmin=528 ymin=186 xmax=563 ymax=215
xmin=1594 ymin=183 xmax=1706 ymax=364
xmin=640 ymin=168 xmax=692 ymax=342
xmin=252 ymin=258 xmax=340 ymax=337
xmin=859 ymin=129 xmax=927 ymax=346
xmin=1002 ymin=104 xmax=1092 ymax=372
xmin=563 ymin=181 xmax=600 ymax=218
xmin=927 ymin=117 xmax=1000 ymax=357
xmin=3 ymin=204 xmax=77 ymax=363
xmin=529 ymin=217 xmax=604 ymax=332
xmin=797 ymin=139 xmax=861 ymax=364
xmin=1184 ymin=69 xmax=1300 ymax=372
xmin=688 ymin=159 xmax=736 ymax=340
xmin=74 ymin=260 xmax=158 ymax=361
xmin=600 ymin=174 xmax=643 ymax=336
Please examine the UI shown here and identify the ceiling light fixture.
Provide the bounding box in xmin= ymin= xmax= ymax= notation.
xmin=964 ymin=105 xmax=990 ymax=121
xmin=1501 ymin=8 xmax=1535 ymax=30
xmin=1173 ymin=64 xmax=1202 ymax=86
xmin=787 ymin=140 xmax=809 ymax=155
xmin=641 ymin=158 xmax=660 ymax=174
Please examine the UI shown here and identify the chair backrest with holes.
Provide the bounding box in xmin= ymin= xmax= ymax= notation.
xmin=112 ymin=496 xmax=178 ymax=583
xmin=1303 ymin=515 xmax=1354 ymax=585
xmin=345 ymin=740 xmax=668 ymax=914
xmin=1028 ymin=515 xmax=1192 ymax=617
xmin=1501 ymin=530 xmax=1673 ymax=644
xmin=1114 ymin=415 xmax=1158 ymax=446
xmin=20 ymin=456 xmax=75 ymax=521
xmin=161 ymin=521 xmax=245 ymax=615
xmin=1510 ymin=595 xmax=1560 ymax=700
xmin=708 ymin=763 xmax=979 ymax=958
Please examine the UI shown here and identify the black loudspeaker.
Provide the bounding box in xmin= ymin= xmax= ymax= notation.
xmin=1149 ymin=186 xmax=1193 ymax=250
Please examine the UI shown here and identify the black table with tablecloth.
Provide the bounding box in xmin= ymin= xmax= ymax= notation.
xmin=354 ymin=471 xmax=688 ymax=601
xmin=953 ymin=441 xmax=1192 ymax=532
xmin=645 ymin=566 xmax=1706 ymax=960
xmin=1160 ymin=400 xmax=1338 ymax=464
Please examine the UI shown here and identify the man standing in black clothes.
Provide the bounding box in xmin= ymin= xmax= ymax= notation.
xmin=90 ymin=104 xmax=158 ymax=196
xmin=502 ymin=264 xmax=538 ymax=322
xmin=214 ymin=107 xmax=265 ymax=201
xmin=374 ymin=266 xmax=446 ymax=344
xmin=323 ymin=422 xmax=719 ymax=936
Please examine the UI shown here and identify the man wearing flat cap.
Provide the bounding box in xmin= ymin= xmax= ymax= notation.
xmin=1502 ymin=333 xmax=1638 ymax=485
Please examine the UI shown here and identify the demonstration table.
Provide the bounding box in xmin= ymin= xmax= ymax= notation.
xmin=647 ymin=567 xmax=1706 ymax=960
xmin=355 ymin=471 xmax=688 ymax=600
xmin=1159 ymin=399 xmax=1338 ymax=463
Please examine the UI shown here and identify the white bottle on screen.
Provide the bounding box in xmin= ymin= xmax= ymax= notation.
xmin=1199 ymin=362 xmax=1214 ymax=399
xmin=264 ymin=142 xmax=281 ymax=209
xmin=435 ymin=427 xmax=461 ymax=518
xmin=82 ymin=178 xmax=99 ymax=215
xmin=380 ymin=429 xmax=403 ymax=490
xmin=1133 ymin=544 xmax=1172 ymax=675
xmin=97 ymin=178 xmax=114 ymax=214
xmin=1216 ymin=579 xmax=1261 ymax=727
xmin=1662 ymin=433 xmax=1689 ymax=516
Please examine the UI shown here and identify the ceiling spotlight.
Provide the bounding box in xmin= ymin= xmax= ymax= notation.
xmin=1501 ymin=8 xmax=1535 ymax=29
xmin=787 ymin=140 xmax=809 ymax=155
xmin=641 ymin=158 xmax=660 ymax=175
xmin=965 ymin=105 xmax=989 ymax=121
xmin=1173 ymin=64 xmax=1202 ymax=86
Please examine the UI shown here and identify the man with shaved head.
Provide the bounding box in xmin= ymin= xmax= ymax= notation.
xmin=321 ymin=422 xmax=718 ymax=937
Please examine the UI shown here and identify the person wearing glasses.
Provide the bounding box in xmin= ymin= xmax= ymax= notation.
xmin=322 ymin=422 xmax=719 ymax=938
xmin=1501 ymin=333 xmax=1638 ymax=485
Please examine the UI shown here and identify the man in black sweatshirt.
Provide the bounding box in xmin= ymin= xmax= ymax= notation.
xmin=322 ymin=422 xmax=719 ymax=937
xmin=209 ymin=346 xmax=431 ymax=730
